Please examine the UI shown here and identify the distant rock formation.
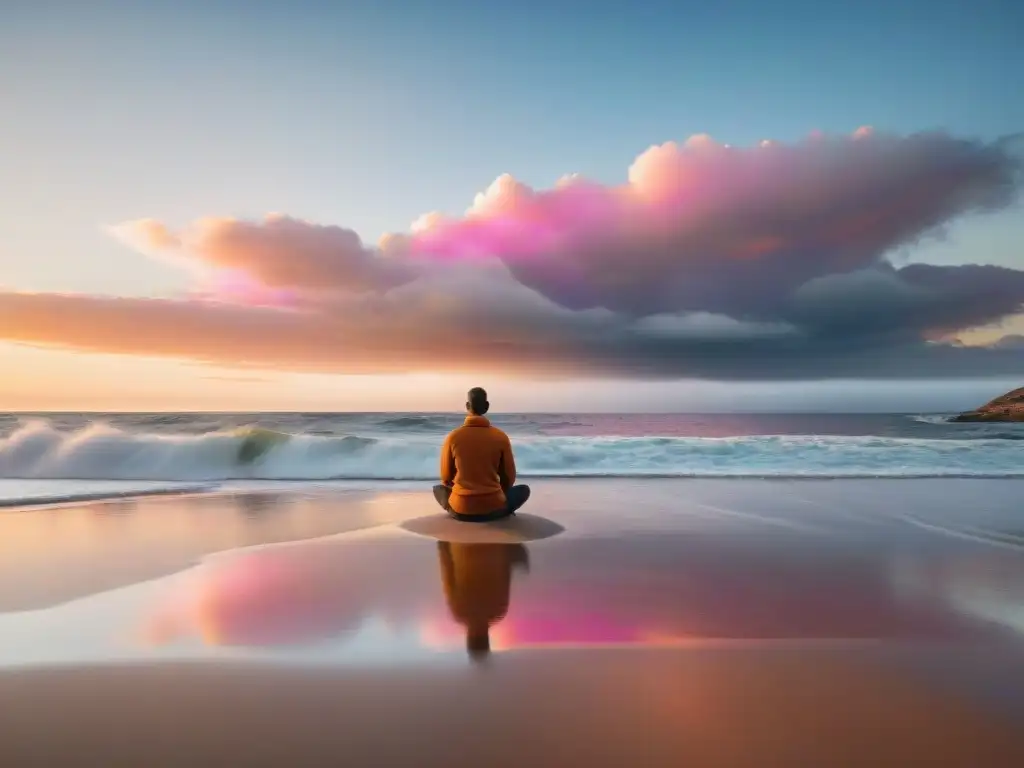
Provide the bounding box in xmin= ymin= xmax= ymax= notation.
xmin=952 ymin=387 xmax=1024 ymax=422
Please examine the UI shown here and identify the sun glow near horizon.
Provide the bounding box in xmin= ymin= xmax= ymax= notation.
xmin=1 ymin=342 xmax=1019 ymax=414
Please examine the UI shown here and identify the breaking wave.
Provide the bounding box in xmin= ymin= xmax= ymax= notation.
xmin=1 ymin=419 xmax=1023 ymax=483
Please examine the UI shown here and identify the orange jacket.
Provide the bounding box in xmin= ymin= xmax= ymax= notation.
xmin=440 ymin=415 xmax=517 ymax=515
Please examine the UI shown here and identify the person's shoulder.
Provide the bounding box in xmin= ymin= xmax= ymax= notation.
xmin=489 ymin=425 xmax=512 ymax=443
xmin=445 ymin=424 xmax=473 ymax=440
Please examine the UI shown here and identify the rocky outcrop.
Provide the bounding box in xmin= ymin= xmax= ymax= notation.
xmin=952 ymin=387 xmax=1024 ymax=422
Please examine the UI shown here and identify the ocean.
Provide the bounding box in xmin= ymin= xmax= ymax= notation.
xmin=0 ymin=411 xmax=1022 ymax=507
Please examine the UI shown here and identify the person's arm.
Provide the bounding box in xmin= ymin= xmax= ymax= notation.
xmin=498 ymin=434 xmax=517 ymax=492
xmin=440 ymin=434 xmax=456 ymax=487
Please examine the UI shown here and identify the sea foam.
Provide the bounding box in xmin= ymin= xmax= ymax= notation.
xmin=1 ymin=418 xmax=1022 ymax=485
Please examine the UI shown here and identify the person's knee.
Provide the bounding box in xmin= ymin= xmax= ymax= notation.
xmin=507 ymin=484 xmax=530 ymax=510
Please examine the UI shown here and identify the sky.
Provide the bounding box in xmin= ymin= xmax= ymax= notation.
xmin=1 ymin=0 xmax=1022 ymax=412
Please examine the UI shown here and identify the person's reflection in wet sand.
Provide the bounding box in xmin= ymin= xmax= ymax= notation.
xmin=436 ymin=542 xmax=529 ymax=662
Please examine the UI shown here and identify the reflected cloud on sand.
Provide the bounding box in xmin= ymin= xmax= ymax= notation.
xmin=141 ymin=537 xmax=431 ymax=649
xmin=140 ymin=532 xmax=535 ymax=665
xmin=139 ymin=532 xmax=539 ymax=663
xmin=132 ymin=511 xmax=1024 ymax=665
xmin=436 ymin=542 xmax=530 ymax=662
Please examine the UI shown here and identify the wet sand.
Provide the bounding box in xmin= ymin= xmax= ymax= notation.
xmin=2 ymin=478 xmax=1024 ymax=765
xmin=5 ymin=651 xmax=1024 ymax=768
xmin=0 ymin=485 xmax=420 ymax=611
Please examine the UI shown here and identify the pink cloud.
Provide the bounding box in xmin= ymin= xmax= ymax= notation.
xmin=406 ymin=128 xmax=1018 ymax=315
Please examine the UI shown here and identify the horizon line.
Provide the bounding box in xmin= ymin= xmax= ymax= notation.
xmin=0 ymin=409 xmax=959 ymax=416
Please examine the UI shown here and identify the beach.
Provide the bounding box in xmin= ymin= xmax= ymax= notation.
xmin=3 ymin=477 xmax=1024 ymax=766
xmin=6 ymin=0 xmax=1022 ymax=761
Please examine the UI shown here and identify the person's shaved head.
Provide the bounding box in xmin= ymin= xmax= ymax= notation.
xmin=467 ymin=387 xmax=489 ymax=416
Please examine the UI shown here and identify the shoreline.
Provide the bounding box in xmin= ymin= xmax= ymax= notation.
xmin=0 ymin=484 xmax=219 ymax=510
xmin=4 ymin=473 xmax=1024 ymax=514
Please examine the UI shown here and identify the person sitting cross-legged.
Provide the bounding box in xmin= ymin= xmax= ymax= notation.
xmin=432 ymin=387 xmax=531 ymax=522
